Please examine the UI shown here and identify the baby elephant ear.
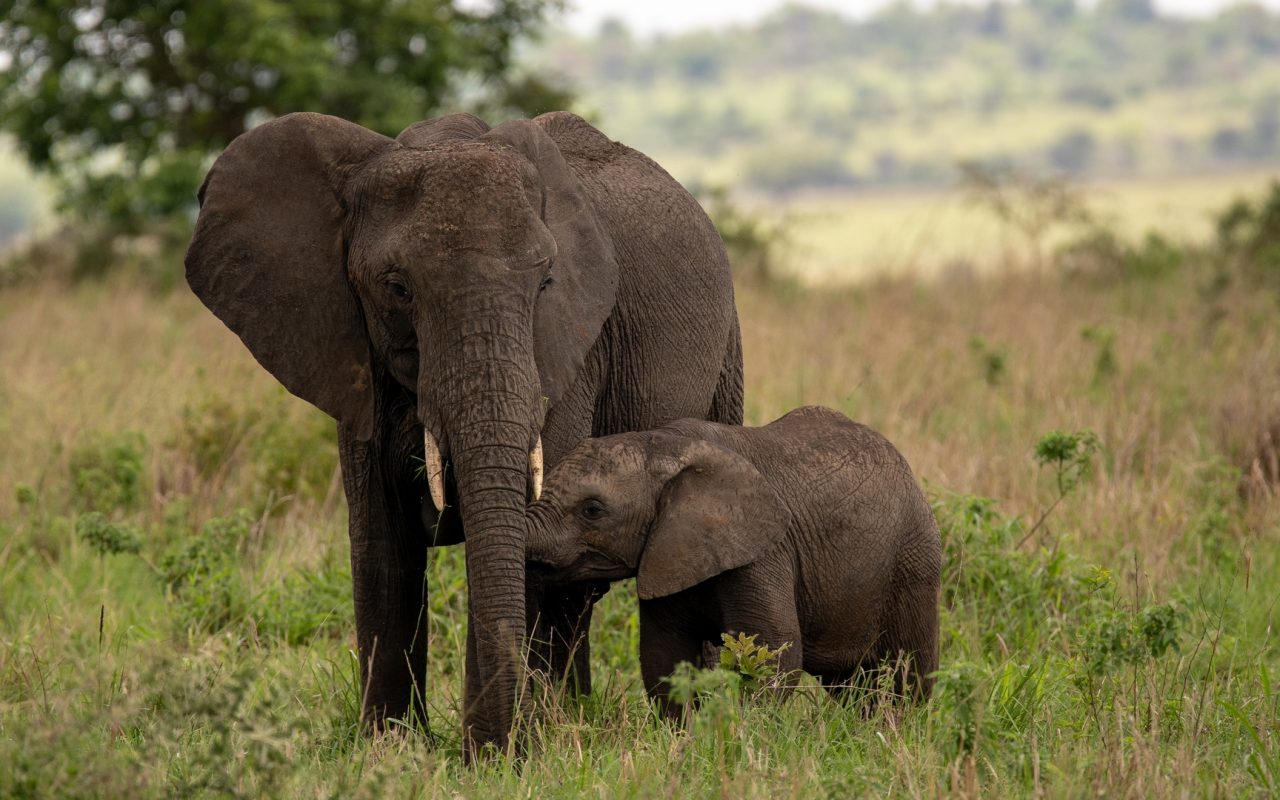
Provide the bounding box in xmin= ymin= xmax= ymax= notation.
xmin=637 ymin=436 xmax=791 ymax=600
xmin=480 ymin=118 xmax=620 ymax=407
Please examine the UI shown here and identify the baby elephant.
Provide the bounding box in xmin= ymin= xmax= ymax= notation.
xmin=525 ymin=406 xmax=941 ymax=715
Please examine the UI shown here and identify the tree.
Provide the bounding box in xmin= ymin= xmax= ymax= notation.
xmin=0 ymin=0 xmax=569 ymax=230
xmin=1097 ymin=0 xmax=1156 ymax=24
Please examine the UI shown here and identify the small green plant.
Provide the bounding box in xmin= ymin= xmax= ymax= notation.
xmin=1034 ymin=429 xmax=1101 ymax=496
xmin=14 ymin=483 xmax=36 ymax=509
xmin=968 ymin=336 xmax=1008 ymax=386
xmin=75 ymin=512 xmax=141 ymax=556
xmin=1078 ymin=598 xmax=1185 ymax=677
xmin=718 ymin=632 xmax=792 ymax=695
xmin=932 ymin=661 xmax=987 ymax=755
xmin=69 ymin=431 xmax=146 ymax=512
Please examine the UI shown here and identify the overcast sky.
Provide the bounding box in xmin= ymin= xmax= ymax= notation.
xmin=562 ymin=0 xmax=1280 ymax=37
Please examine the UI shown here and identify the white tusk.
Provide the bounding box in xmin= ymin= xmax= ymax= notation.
xmin=530 ymin=437 xmax=544 ymax=501
xmin=424 ymin=430 xmax=445 ymax=511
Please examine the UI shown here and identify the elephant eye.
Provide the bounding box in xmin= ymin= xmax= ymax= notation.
xmin=579 ymin=498 xmax=607 ymax=522
xmin=539 ymin=275 xmax=554 ymax=293
xmin=384 ymin=275 xmax=411 ymax=301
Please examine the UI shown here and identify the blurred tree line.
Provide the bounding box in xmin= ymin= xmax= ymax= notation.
xmin=541 ymin=0 xmax=1280 ymax=194
xmin=0 ymin=0 xmax=569 ymax=267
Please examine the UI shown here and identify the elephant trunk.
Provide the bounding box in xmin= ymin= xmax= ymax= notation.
xmin=523 ymin=503 xmax=566 ymax=567
xmin=419 ymin=309 xmax=543 ymax=758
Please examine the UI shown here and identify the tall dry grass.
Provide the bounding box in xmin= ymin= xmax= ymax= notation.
xmin=1 ymin=253 xmax=1277 ymax=795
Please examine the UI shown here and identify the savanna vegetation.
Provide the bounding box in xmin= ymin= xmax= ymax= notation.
xmin=3 ymin=181 xmax=1280 ymax=796
xmin=3 ymin=0 xmax=1280 ymax=796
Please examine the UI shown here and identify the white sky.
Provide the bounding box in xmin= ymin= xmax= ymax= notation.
xmin=562 ymin=0 xmax=1280 ymax=37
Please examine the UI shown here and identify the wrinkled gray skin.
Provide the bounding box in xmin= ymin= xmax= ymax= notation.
xmin=184 ymin=111 xmax=741 ymax=757
xmin=525 ymin=406 xmax=940 ymax=716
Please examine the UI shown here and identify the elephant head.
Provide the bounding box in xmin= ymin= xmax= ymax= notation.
xmin=525 ymin=432 xmax=791 ymax=600
xmin=184 ymin=112 xmax=619 ymax=752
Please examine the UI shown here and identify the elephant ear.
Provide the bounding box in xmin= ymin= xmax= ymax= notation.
xmin=637 ymin=436 xmax=791 ymax=600
xmin=396 ymin=112 xmax=491 ymax=146
xmin=185 ymin=112 xmax=395 ymax=441
xmin=480 ymin=119 xmax=620 ymax=406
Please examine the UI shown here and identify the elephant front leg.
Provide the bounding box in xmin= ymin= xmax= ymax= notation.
xmin=526 ymin=578 xmax=603 ymax=694
xmin=350 ymin=543 xmax=429 ymax=726
xmin=340 ymin=423 xmax=430 ymax=730
xmin=638 ymin=601 xmax=711 ymax=721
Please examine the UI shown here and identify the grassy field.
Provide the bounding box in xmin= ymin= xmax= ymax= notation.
xmin=763 ymin=170 xmax=1280 ymax=282
xmin=2 ymin=220 xmax=1280 ymax=795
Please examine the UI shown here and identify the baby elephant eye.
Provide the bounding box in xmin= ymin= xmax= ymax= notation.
xmin=579 ymin=499 xmax=607 ymax=522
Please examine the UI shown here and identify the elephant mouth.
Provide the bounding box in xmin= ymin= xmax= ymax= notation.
xmin=531 ymin=548 xmax=632 ymax=585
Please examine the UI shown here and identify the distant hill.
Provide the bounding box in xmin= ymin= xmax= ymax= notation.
xmin=533 ymin=1 xmax=1280 ymax=193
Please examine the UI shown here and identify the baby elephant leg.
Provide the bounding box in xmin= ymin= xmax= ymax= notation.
xmin=719 ymin=585 xmax=805 ymax=700
xmin=638 ymin=603 xmax=708 ymax=721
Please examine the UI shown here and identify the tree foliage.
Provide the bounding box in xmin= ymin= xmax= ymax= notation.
xmin=541 ymin=2 xmax=1280 ymax=194
xmin=0 ymin=0 xmax=568 ymax=227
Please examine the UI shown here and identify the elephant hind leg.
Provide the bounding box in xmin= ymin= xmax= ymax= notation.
xmin=882 ymin=546 xmax=941 ymax=701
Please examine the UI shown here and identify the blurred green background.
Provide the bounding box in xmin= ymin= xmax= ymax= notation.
xmin=5 ymin=0 xmax=1280 ymax=278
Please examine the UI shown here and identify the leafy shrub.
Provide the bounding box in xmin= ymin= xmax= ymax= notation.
xmin=935 ymin=492 xmax=1101 ymax=657
xmin=161 ymin=510 xmax=255 ymax=633
xmin=1218 ymin=181 xmax=1280 ymax=288
xmin=75 ymin=512 xmax=142 ymax=557
xmin=1123 ymin=232 xmax=1184 ymax=279
xmin=69 ymin=431 xmax=146 ymax=512
xmin=1055 ymin=225 xmax=1185 ymax=281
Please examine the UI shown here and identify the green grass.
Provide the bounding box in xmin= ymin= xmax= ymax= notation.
xmin=3 ymin=212 xmax=1280 ymax=795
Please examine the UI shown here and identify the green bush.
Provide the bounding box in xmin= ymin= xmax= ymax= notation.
xmin=1055 ymin=225 xmax=1186 ymax=281
xmin=161 ymin=510 xmax=255 ymax=634
xmin=75 ymin=511 xmax=142 ymax=557
xmin=69 ymin=431 xmax=147 ymax=512
xmin=1218 ymin=181 xmax=1280 ymax=289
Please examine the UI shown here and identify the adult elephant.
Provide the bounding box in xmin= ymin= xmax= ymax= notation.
xmin=184 ymin=111 xmax=742 ymax=757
